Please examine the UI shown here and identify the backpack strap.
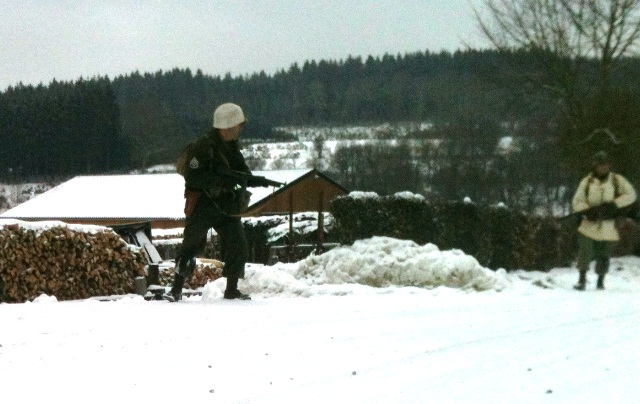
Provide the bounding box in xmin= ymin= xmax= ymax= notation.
xmin=584 ymin=173 xmax=621 ymax=201
xmin=584 ymin=174 xmax=593 ymax=200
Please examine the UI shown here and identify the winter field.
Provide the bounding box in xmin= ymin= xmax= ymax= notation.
xmin=2 ymin=233 xmax=640 ymax=403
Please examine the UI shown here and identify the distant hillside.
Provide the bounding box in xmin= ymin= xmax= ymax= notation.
xmin=2 ymin=48 xmax=640 ymax=185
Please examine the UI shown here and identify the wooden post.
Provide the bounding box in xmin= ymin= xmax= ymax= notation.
xmin=288 ymin=191 xmax=294 ymax=262
xmin=317 ymin=189 xmax=325 ymax=254
xmin=135 ymin=276 xmax=147 ymax=296
xmin=147 ymin=263 xmax=160 ymax=285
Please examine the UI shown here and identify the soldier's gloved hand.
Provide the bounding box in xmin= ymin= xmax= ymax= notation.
xmin=599 ymin=202 xmax=618 ymax=219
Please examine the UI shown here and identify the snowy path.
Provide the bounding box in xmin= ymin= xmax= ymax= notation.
xmin=1 ymin=287 xmax=639 ymax=403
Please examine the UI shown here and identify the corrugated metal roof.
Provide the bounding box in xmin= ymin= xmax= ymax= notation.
xmin=0 ymin=170 xmax=313 ymax=220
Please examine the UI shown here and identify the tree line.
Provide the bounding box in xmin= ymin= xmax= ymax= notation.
xmin=109 ymin=49 xmax=530 ymax=168
xmin=1 ymin=46 xmax=640 ymax=213
xmin=0 ymin=79 xmax=129 ymax=181
xmin=1 ymin=48 xmax=551 ymax=177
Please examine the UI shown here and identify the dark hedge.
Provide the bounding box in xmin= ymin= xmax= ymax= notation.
xmin=329 ymin=195 xmax=577 ymax=271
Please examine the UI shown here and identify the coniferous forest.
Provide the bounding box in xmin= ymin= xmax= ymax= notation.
xmin=108 ymin=49 xmax=529 ymax=170
xmin=1 ymin=48 xmax=640 ymax=211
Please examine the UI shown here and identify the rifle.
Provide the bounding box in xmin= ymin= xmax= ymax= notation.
xmin=560 ymin=203 xmax=619 ymax=224
xmin=216 ymin=168 xmax=284 ymax=188
xmin=210 ymin=169 xmax=284 ymax=215
xmin=561 ymin=207 xmax=594 ymax=221
xmin=559 ymin=207 xmax=596 ymax=228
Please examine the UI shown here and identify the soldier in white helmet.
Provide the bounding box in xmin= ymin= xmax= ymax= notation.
xmin=166 ymin=103 xmax=275 ymax=301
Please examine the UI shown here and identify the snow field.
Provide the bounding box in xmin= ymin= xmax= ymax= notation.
xmin=2 ymin=220 xmax=640 ymax=402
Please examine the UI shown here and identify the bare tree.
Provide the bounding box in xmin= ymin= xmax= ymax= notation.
xmin=476 ymin=0 xmax=640 ymax=105
xmin=475 ymin=0 xmax=640 ymax=177
xmin=476 ymin=0 xmax=640 ymax=73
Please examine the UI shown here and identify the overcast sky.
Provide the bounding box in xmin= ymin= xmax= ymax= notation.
xmin=0 ymin=0 xmax=488 ymax=90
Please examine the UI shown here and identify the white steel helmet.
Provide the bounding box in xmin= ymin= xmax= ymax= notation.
xmin=213 ymin=103 xmax=247 ymax=129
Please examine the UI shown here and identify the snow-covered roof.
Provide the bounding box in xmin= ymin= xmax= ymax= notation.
xmin=0 ymin=169 xmax=313 ymax=220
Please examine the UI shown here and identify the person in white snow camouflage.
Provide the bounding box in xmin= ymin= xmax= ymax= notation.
xmin=571 ymin=151 xmax=637 ymax=290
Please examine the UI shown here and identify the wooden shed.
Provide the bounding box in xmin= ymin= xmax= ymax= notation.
xmin=246 ymin=168 xmax=348 ymax=216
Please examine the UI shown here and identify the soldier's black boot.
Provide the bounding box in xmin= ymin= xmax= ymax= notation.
xmin=595 ymin=258 xmax=608 ymax=291
xmin=164 ymin=256 xmax=195 ymax=302
xmin=224 ymin=276 xmax=251 ymax=300
xmin=163 ymin=273 xmax=185 ymax=302
xmin=573 ymin=270 xmax=587 ymax=291
xmin=170 ymin=273 xmax=185 ymax=301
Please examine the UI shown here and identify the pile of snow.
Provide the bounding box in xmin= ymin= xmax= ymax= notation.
xmin=393 ymin=191 xmax=426 ymax=202
xmin=31 ymin=294 xmax=58 ymax=304
xmin=293 ymin=237 xmax=505 ymax=290
xmin=347 ymin=191 xmax=380 ymax=200
xmin=201 ymin=236 xmax=508 ymax=300
xmin=344 ymin=191 xmax=426 ymax=202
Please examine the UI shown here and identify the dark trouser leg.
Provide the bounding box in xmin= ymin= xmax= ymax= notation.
xmin=226 ymin=276 xmax=238 ymax=292
xmin=171 ymin=203 xmax=211 ymax=299
xmin=178 ymin=209 xmax=211 ymax=268
xmin=595 ymin=258 xmax=609 ymax=275
xmin=575 ymin=234 xmax=593 ymax=290
xmin=215 ymin=218 xmax=250 ymax=299
xmin=594 ymin=240 xmax=613 ymax=290
xmin=216 ymin=218 xmax=248 ymax=279
xmin=171 ymin=257 xmax=196 ymax=298
xmin=593 ymin=241 xmax=612 ymax=275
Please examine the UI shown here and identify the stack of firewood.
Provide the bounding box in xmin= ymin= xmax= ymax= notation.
xmin=158 ymin=260 xmax=223 ymax=289
xmin=0 ymin=223 xmax=146 ymax=302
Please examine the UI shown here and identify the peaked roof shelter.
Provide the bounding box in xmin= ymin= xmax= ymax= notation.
xmin=0 ymin=169 xmax=348 ymax=229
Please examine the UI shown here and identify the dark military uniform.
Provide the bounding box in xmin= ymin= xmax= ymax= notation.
xmin=172 ymin=129 xmax=253 ymax=296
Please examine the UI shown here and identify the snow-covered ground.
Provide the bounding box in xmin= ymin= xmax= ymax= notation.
xmin=2 ymin=232 xmax=640 ymax=403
